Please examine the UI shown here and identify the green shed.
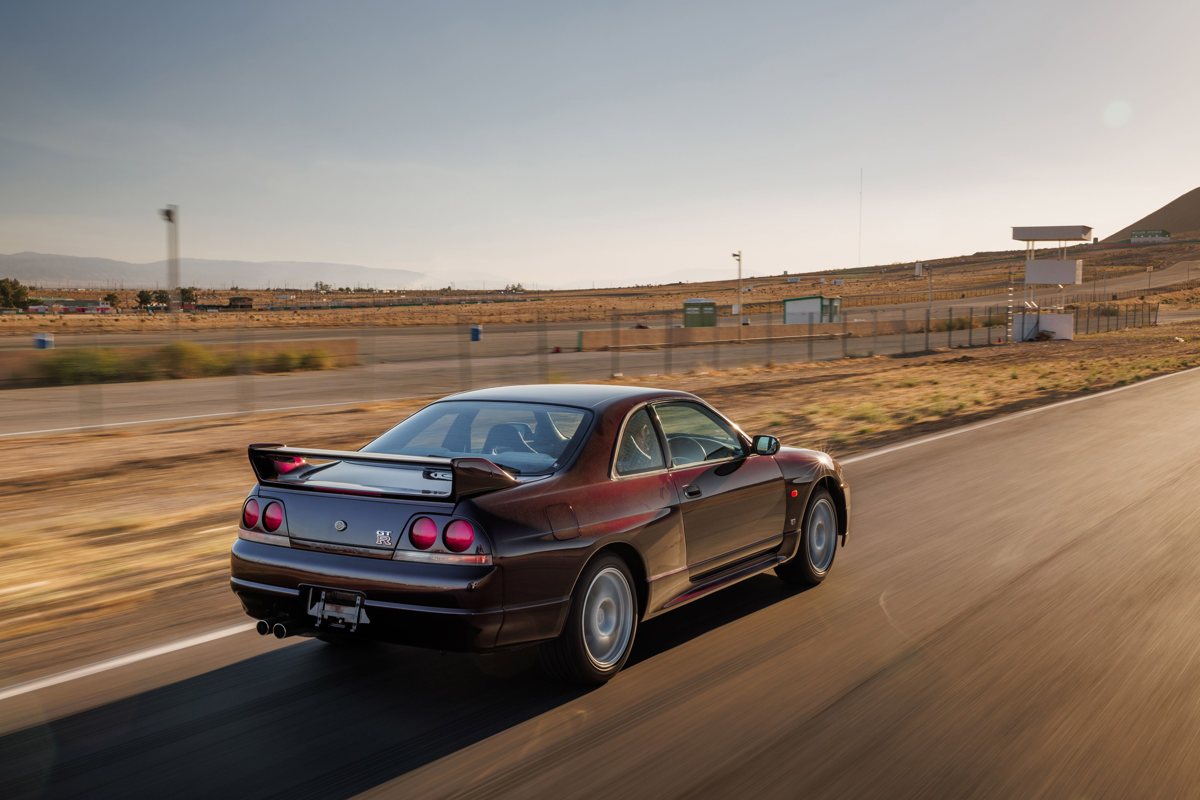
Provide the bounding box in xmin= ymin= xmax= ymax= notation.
xmin=682 ymin=298 xmax=717 ymax=328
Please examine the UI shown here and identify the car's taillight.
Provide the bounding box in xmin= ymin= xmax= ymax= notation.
xmin=443 ymin=520 xmax=475 ymax=553
xmin=410 ymin=516 xmax=438 ymax=549
xmin=242 ymin=499 xmax=260 ymax=529
xmin=262 ymin=502 xmax=284 ymax=532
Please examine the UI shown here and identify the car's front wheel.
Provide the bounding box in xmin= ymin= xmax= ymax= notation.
xmin=541 ymin=554 xmax=638 ymax=684
xmin=776 ymin=487 xmax=838 ymax=586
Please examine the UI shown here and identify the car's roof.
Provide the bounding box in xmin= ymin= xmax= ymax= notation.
xmin=442 ymin=384 xmax=697 ymax=410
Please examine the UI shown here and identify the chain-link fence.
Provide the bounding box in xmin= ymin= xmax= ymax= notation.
xmin=0 ymin=302 xmax=1161 ymax=436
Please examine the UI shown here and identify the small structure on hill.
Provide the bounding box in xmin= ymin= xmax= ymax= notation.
xmin=1010 ymin=225 xmax=1091 ymax=342
xmin=784 ymin=295 xmax=841 ymax=325
xmin=682 ymin=298 xmax=716 ymax=327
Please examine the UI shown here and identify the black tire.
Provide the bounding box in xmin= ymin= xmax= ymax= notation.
xmin=776 ymin=487 xmax=838 ymax=586
xmin=540 ymin=554 xmax=638 ymax=684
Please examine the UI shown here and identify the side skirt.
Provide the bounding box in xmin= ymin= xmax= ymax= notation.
xmin=648 ymin=529 xmax=800 ymax=616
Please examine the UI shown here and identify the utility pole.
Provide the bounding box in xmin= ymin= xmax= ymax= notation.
xmin=159 ymin=205 xmax=179 ymax=313
xmin=731 ymin=250 xmax=743 ymax=342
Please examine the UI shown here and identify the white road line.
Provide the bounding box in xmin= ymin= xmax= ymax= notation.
xmin=3 ymin=365 xmax=1194 ymax=702
xmin=0 ymin=623 xmax=258 ymax=702
xmin=195 ymin=525 xmax=237 ymax=535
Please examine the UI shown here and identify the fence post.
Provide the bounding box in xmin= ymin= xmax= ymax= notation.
xmin=766 ymin=309 xmax=773 ymax=366
xmin=537 ymin=310 xmax=548 ymax=384
xmin=901 ymin=309 xmax=907 ymax=354
xmin=924 ymin=309 xmax=930 ymax=352
xmin=458 ymin=316 xmax=473 ymax=391
xmin=808 ymin=312 xmax=814 ymax=362
xmin=947 ymin=306 xmax=954 ymax=348
xmin=665 ymin=312 xmax=673 ymax=376
xmin=968 ymin=307 xmax=974 ymax=347
xmin=237 ymin=322 xmax=255 ymax=413
xmin=611 ymin=311 xmax=621 ymax=377
xmin=842 ymin=313 xmax=848 ymax=358
xmin=713 ymin=317 xmax=720 ymax=371
xmin=362 ymin=310 xmax=376 ymax=401
xmin=872 ymin=310 xmax=879 ymax=355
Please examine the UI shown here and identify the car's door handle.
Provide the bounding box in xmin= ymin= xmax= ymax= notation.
xmin=683 ymin=484 xmax=702 ymax=498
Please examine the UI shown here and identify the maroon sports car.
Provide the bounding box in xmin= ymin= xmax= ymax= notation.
xmin=231 ymin=384 xmax=849 ymax=683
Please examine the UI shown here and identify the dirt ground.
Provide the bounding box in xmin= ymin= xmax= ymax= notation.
xmin=4 ymin=318 xmax=1200 ymax=683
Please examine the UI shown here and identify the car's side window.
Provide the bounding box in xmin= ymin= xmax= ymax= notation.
xmin=654 ymin=402 xmax=744 ymax=467
xmin=615 ymin=408 xmax=667 ymax=476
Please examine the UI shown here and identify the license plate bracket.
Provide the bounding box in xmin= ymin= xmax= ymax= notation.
xmin=305 ymin=587 xmax=371 ymax=632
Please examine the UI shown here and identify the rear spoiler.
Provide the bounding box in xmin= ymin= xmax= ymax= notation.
xmin=247 ymin=443 xmax=520 ymax=501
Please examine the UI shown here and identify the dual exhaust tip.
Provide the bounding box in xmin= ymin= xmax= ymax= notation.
xmin=256 ymin=617 xmax=299 ymax=639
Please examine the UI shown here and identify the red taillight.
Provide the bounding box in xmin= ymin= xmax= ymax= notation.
xmin=410 ymin=517 xmax=438 ymax=549
xmin=262 ymin=502 xmax=284 ymax=532
xmin=443 ymin=520 xmax=475 ymax=553
xmin=243 ymin=499 xmax=260 ymax=529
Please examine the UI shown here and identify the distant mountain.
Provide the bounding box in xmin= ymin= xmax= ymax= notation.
xmin=1104 ymin=187 xmax=1200 ymax=242
xmin=0 ymin=252 xmax=428 ymax=290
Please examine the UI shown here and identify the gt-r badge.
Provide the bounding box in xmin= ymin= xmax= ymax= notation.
xmin=376 ymin=531 xmax=393 ymax=546
xmin=333 ymin=520 xmax=348 ymax=531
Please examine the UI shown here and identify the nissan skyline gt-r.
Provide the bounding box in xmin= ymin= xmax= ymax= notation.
xmin=230 ymin=384 xmax=850 ymax=683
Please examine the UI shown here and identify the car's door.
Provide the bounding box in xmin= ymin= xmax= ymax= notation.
xmin=650 ymin=401 xmax=785 ymax=577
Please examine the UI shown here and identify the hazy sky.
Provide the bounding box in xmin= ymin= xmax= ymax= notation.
xmin=2 ymin=0 xmax=1197 ymax=288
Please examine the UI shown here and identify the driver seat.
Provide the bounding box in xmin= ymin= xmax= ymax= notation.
xmin=482 ymin=423 xmax=536 ymax=454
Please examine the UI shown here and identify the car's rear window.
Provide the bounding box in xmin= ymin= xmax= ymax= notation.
xmin=361 ymin=400 xmax=591 ymax=476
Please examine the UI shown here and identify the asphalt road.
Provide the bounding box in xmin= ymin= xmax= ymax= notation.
xmin=3 ymin=366 xmax=1200 ymax=798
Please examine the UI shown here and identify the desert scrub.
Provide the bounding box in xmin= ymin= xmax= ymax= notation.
xmin=34 ymin=343 xmax=334 ymax=386
xmin=848 ymin=402 xmax=888 ymax=424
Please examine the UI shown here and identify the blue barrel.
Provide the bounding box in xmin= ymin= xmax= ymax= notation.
xmin=33 ymin=333 xmax=55 ymax=350
xmin=470 ymin=324 xmax=482 ymax=342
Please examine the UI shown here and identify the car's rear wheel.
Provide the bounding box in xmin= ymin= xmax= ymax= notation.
xmin=776 ymin=487 xmax=838 ymax=586
xmin=540 ymin=554 xmax=637 ymax=684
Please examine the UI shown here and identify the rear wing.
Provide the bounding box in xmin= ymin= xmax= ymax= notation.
xmin=247 ymin=443 xmax=520 ymax=501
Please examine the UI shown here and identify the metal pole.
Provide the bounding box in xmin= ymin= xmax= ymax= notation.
xmin=807 ymin=312 xmax=814 ymax=362
xmin=842 ymin=312 xmax=848 ymax=358
xmin=901 ymin=308 xmax=907 ymax=354
xmin=947 ymin=306 xmax=953 ymax=349
xmin=766 ymin=308 xmax=773 ymax=366
xmin=713 ymin=317 xmax=720 ymax=371
xmin=1007 ymin=282 xmax=1013 ymax=343
xmin=159 ymin=205 xmax=180 ymax=339
xmin=924 ymin=308 xmax=930 ymax=352
xmin=537 ymin=310 xmax=548 ymax=384
xmin=872 ymin=309 xmax=878 ymax=355
xmin=458 ymin=316 xmax=472 ymax=391
xmin=611 ymin=311 xmax=621 ymax=378
xmin=665 ymin=312 xmax=673 ymax=376
xmin=732 ymin=251 xmax=743 ymax=343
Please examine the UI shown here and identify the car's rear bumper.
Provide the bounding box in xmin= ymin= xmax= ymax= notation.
xmin=230 ymin=538 xmax=567 ymax=650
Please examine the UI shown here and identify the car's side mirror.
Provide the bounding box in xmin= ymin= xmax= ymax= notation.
xmin=751 ymin=435 xmax=780 ymax=456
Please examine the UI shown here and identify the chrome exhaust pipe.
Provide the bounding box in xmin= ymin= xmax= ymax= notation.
xmin=272 ymin=620 xmax=298 ymax=639
xmin=256 ymin=616 xmax=286 ymax=636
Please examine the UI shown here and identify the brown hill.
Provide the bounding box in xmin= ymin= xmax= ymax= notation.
xmin=1105 ymin=186 xmax=1200 ymax=242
